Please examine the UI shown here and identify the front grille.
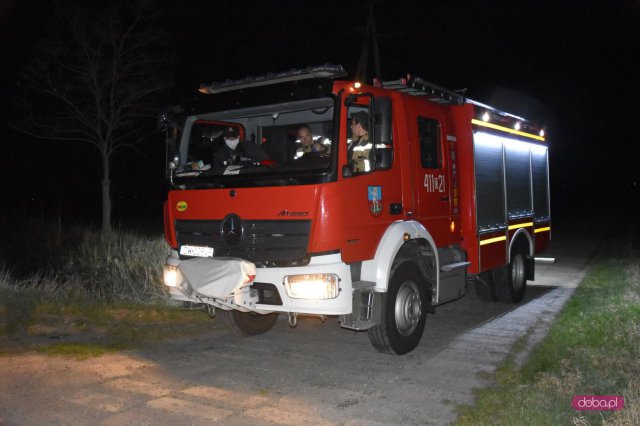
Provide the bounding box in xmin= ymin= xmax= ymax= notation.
xmin=252 ymin=282 xmax=283 ymax=306
xmin=176 ymin=219 xmax=311 ymax=263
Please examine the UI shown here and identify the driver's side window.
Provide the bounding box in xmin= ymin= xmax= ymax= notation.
xmin=347 ymin=106 xmax=373 ymax=173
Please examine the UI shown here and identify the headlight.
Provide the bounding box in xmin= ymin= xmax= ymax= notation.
xmin=284 ymin=273 xmax=340 ymax=300
xmin=163 ymin=265 xmax=183 ymax=287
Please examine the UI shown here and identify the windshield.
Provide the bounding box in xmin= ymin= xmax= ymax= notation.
xmin=173 ymin=98 xmax=336 ymax=185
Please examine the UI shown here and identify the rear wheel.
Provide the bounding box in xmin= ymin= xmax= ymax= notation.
xmin=474 ymin=271 xmax=497 ymax=302
xmin=368 ymin=260 xmax=429 ymax=355
xmin=494 ymin=249 xmax=527 ymax=303
xmin=220 ymin=310 xmax=279 ymax=336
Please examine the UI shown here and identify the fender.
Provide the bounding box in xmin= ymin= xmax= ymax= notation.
xmin=509 ymin=227 xmax=535 ymax=281
xmin=509 ymin=228 xmax=534 ymax=260
xmin=361 ymin=220 xmax=439 ymax=292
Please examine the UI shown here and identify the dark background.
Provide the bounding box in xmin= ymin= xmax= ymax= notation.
xmin=0 ymin=0 xmax=638 ymax=233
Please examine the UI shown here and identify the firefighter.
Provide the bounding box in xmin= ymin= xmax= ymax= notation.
xmin=295 ymin=124 xmax=326 ymax=158
xmin=213 ymin=126 xmax=268 ymax=172
xmin=196 ymin=126 xmax=223 ymax=161
xmin=349 ymin=111 xmax=372 ymax=173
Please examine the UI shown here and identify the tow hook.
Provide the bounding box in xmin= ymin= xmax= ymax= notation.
xmin=206 ymin=305 xmax=216 ymax=318
xmin=288 ymin=312 xmax=298 ymax=328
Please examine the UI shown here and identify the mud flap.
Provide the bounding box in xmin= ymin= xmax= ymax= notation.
xmin=525 ymin=255 xmax=535 ymax=281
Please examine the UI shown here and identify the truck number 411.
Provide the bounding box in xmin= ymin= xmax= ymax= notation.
xmin=424 ymin=174 xmax=446 ymax=193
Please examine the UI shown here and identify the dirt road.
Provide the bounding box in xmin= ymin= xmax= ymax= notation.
xmin=0 ymin=227 xmax=598 ymax=425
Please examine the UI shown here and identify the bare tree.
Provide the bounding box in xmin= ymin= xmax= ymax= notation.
xmin=14 ymin=0 xmax=171 ymax=234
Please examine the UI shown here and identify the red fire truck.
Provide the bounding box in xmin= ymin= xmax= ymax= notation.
xmin=160 ymin=65 xmax=550 ymax=355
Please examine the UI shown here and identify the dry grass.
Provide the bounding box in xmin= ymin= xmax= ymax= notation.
xmin=0 ymin=230 xmax=169 ymax=306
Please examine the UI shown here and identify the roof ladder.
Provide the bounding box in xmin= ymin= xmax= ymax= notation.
xmin=381 ymin=74 xmax=465 ymax=106
xmin=199 ymin=64 xmax=347 ymax=95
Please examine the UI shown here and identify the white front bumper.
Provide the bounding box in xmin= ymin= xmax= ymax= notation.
xmin=164 ymin=250 xmax=353 ymax=315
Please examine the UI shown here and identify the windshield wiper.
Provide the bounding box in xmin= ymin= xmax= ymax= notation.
xmin=175 ymin=170 xmax=206 ymax=177
xmin=239 ymin=163 xmax=279 ymax=173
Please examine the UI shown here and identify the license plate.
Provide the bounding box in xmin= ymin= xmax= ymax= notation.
xmin=179 ymin=245 xmax=214 ymax=258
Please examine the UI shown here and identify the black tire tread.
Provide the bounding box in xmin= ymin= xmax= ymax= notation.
xmin=220 ymin=310 xmax=278 ymax=336
xmin=368 ymin=259 xmax=429 ymax=355
xmin=493 ymin=265 xmax=513 ymax=303
xmin=474 ymin=272 xmax=497 ymax=302
xmin=367 ymin=298 xmax=394 ymax=354
xmin=493 ymin=242 xmax=528 ymax=304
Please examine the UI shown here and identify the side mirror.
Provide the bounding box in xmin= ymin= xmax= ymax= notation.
xmin=158 ymin=105 xmax=183 ymax=131
xmin=344 ymin=94 xmax=359 ymax=107
xmin=373 ymin=97 xmax=391 ymax=145
xmin=169 ymin=152 xmax=180 ymax=170
xmin=157 ymin=111 xmax=171 ymax=131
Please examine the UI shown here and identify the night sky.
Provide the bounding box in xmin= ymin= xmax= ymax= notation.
xmin=1 ymin=0 xmax=638 ymax=231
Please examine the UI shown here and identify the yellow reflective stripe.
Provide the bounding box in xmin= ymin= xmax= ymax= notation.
xmin=479 ymin=235 xmax=507 ymax=246
xmin=471 ymin=119 xmax=545 ymax=141
xmin=508 ymin=222 xmax=533 ymax=230
xmin=534 ymin=227 xmax=551 ymax=233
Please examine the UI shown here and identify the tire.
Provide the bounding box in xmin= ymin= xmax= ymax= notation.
xmin=493 ymin=249 xmax=527 ymax=303
xmin=474 ymin=271 xmax=497 ymax=302
xmin=368 ymin=260 xmax=429 ymax=355
xmin=220 ymin=310 xmax=279 ymax=336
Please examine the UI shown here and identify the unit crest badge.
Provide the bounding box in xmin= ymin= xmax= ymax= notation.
xmin=368 ymin=186 xmax=383 ymax=216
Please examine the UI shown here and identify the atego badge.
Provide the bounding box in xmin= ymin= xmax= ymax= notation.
xmin=368 ymin=186 xmax=383 ymax=216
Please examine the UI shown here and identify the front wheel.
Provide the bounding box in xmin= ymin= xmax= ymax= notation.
xmin=494 ymin=250 xmax=527 ymax=303
xmin=220 ymin=310 xmax=279 ymax=336
xmin=368 ymin=260 xmax=429 ymax=355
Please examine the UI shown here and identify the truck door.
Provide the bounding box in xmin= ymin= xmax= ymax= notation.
xmin=340 ymin=95 xmax=401 ymax=262
xmin=410 ymin=106 xmax=453 ymax=246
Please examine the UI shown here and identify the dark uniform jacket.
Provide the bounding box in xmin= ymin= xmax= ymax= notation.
xmin=213 ymin=141 xmax=268 ymax=172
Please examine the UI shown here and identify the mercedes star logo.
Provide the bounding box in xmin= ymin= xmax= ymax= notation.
xmin=221 ymin=214 xmax=243 ymax=245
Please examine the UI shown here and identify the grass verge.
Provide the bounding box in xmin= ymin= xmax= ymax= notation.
xmin=35 ymin=342 xmax=129 ymax=360
xmin=0 ymin=228 xmax=216 ymax=358
xmin=455 ymin=252 xmax=640 ymax=424
xmin=1 ymin=300 xmax=214 ymax=358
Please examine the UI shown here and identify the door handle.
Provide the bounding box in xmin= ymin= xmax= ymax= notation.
xmin=441 ymin=196 xmax=449 ymax=201
xmin=389 ymin=203 xmax=403 ymax=215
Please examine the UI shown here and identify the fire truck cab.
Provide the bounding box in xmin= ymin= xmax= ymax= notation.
xmin=160 ymin=65 xmax=550 ymax=355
